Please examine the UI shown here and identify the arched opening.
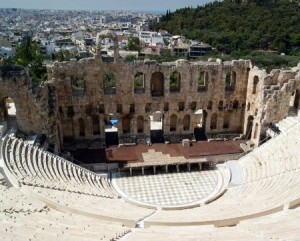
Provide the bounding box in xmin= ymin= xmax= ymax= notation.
xmin=151 ymin=72 xmax=164 ymax=96
xmin=210 ymin=113 xmax=217 ymax=130
xmin=92 ymin=116 xmax=100 ymax=135
xmin=96 ymin=30 xmax=119 ymax=63
xmin=0 ymin=98 xmax=8 ymax=121
xmin=225 ymin=72 xmax=231 ymax=87
xmin=190 ymin=102 xmax=196 ymax=111
xmin=289 ymin=90 xmax=299 ymax=115
xmin=225 ymin=71 xmax=236 ymax=91
xmin=150 ymin=111 xmax=164 ymax=143
xmin=164 ymin=102 xmax=169 ymax=112
xmin=207 ymin=101 xmax=212 ymax=110
xmin=178 ymin=102 xmax=184 ymax=111
xmin=104 ymin=113 xmax=119 ymax=147
xmin=252 ymin=76 xmax=259 ymax=94
xmin=71 ymin=74 xmax=85 ymax=95
xmin=170 ymin=71 xmax=180 ymax=92
xmin=170 ymin=114 xmax=177 ymax=132
xmin=194 ymin=109 xmax=207 ymax=141
xmin=0 ymin=97 xmax=18 ymax=129
xmin=246 ymin=115 xmax=254 ymax=140
xmin=247 ymin=103 xmax=251 ymax=111
xmin=122 ymin=115 xmax=130 ymax=134
xmin=198 ymin=71 xmax=208 ymax=91
xmin=218 ymin=101 xmax=223 ymax=111
xmin=228 ymin=101 xmax=233 ymax=110
xmin=183 ymin=114 xmax=190 ymax=131
xmin=233 ymin=99 xmax=239 ymax=110
xmin=103 ymin=72 xmax=116 ymax=94
xmin=134 ymin=72 xmax=145 ymax=94
xmin=78 ymin=118 xmax=85 ymax=137
xmin=137 ymin=116 xmax=144 ymax=133
xmin=253 ymin=123 xmax=259 ymax=139
xmin=223 ymin=112 xmax=230 ymax=129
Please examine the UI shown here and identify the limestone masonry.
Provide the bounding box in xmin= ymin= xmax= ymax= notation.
xmin=0 ymin=35 xmax=299 ymax=151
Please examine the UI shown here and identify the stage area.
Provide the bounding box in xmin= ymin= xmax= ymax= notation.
xmin=106 ymin=141 xmax=243 ymax=162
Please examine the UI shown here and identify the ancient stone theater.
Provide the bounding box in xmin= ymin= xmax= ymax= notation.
xmin=1 ymin=33 xmax=299 ymax=149
xmin=0 ymin=31 xmax=300 ymax=240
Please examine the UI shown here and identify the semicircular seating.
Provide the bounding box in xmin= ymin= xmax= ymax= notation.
xmin=145 ymin=118 xmax=300 ymax=226
xmin=0 ymin=115 xmax=300 ymax=239
xmin=0 ymin=172 xmax=131 ymax=241
xmin=1 ymin=133 xmax=155 ymax=227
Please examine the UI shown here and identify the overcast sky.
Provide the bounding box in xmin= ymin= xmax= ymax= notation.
xmin=0 ymin=0 xmax=213 ymax=11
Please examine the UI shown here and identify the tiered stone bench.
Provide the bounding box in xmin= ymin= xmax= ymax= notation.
xmin=145 ymin=118 xmax=300 ymax=227
xmin=0 ymin=180 xmax=130 ymax=241
xmin=126 ymin=207 xmax=300 ymax=241
xmin=1 ymin=133 xmax=154 ymax=227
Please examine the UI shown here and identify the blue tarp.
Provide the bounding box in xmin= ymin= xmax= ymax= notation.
xmin=110 ymin=119 xmax=118 ymax=126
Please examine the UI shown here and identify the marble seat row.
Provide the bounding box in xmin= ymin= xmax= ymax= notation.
xmin=237 ymin=118 xmax=300 ymax=183
xmin=1 ymin=134 xmax=154 ymax=226
xmin=145 ymin=118 xmax=300 ymax=226
xmin=0 ymin=181 xmax=130 ymax=241
xmin=1 ymin=134 xmax=114 ymax=198
xmin=275 ymin=116 xmax=300 ymax=132
xmin=146 ymin=167 xmax=300 ymax=225
xmin=126 ymin=207 xmax=300 ymax=241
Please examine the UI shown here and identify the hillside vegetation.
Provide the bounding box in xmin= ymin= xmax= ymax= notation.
xmin=153 ymin=0 xmax=300 ymax=70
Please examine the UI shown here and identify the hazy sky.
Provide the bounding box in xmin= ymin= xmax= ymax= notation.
xmin=0 ymin=0 xmax=213 ymax=11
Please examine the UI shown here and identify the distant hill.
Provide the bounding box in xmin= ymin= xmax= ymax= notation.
xmin=154 ymin=0 xmax=300 ymax=55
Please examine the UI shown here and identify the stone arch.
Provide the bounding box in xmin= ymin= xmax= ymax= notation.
xmin=225 ymin=71 xmax=236 ymax=91
xmin=134 ymin=72 xmax=145 ymax=94
xmin=198 ymin=71 xmax=208 ymax=86
xmin=247 ymin=103 xmax=251 ymax=111
xmin=71 ymin=74 xmax=85 ymax=94
xmin=207 ymin=101 xmax=212 ymax=110
xmin=103 ymin=72 xmax=116 ymax=94
xmin=295 ymin=90 xmax=300 ymax=109
xmin=246 ymin=115 xmax=254 ymax=140
xmin=96 ymin=30 xmax=119 ymax=62
xmin=198 ymin=71 xmax=208 ymax=91
xmin=151 ymin=72 xmax=164 ymax=96
xmin=290 ymin=90 xmax=299 ymax=110
xmin=223 ymin=112 xmax=230 ymax=129
xmin=233 ymin=99 xmax=239 ymax=110
xmin=0 ymin=97 xmax=9 ymax=121
xmin=122 ymin=115 xmax=130 ymax=134
xmin=252 ymin=76 xmax=259 ymax=94
xmin=92 ymin=116 xmax=100 ymax=135
xmin=78 ymin=118 xmax=85 ymax=137
xmin=210 ymin=113 xmax=217 ymax=129
xmin=170 ymin=71 xmax=181 ymax=92
xmin=253 ymin=123 xmax=259 ymax=139
xmin=170 ymin=114 xmax=177 ymax=132
xmin=183 ymin=114 xmax=190 ymax=131
xmin=218 ymin=100 xmax=224 ymax=111
xmin=137 ymin=116 xmax=144 ymax=133
xmin=0 ymin=96 xmax=19 ymax=130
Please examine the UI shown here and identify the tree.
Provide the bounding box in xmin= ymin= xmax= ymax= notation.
xmin=14 ymin=36 xmax=47 ymax=83
xmin=103 ymin=72 xmax=116 ymax=88
xmin=154 ymin=0 xmax=300 ymax=55
xmin=126 ymin=37 xmax=141 ymax=52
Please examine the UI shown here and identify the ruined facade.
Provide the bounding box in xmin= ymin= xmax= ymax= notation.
xmin=0 ymin=32 xmax=299 ymax=151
